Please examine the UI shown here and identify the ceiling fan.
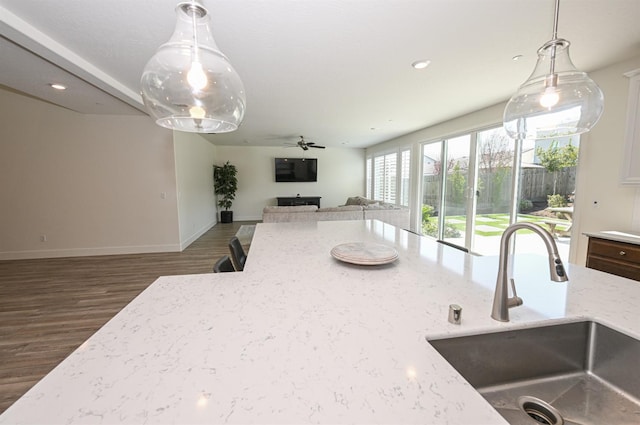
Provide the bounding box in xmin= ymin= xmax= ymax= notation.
xmin=285 ymin=136 xmax=326 ymax=151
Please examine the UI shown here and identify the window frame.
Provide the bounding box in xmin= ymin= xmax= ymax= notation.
xmin=366 ymin=148 xmax=411 ymax=206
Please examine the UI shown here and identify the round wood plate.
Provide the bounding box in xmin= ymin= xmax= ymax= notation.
xmin=330 ymin=242 xmax=398 ymax=265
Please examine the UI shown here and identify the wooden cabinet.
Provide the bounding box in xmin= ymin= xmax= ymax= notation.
xmin=586 ymin=237 xmax=640 ymax=281
xmin=277 ymin=196 xmax=321 ymax=207
xmin=621 ymin=68 xmax=640 ymax=185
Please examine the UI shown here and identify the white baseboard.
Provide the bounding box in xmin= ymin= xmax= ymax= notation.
xmin=0 ymin=219 xmax=237 ymax=261
xmin=233 ymin=215 xmax=262 ymax=221
xmin=0 ymin=243 xmax=182 ymax=261
xmin=179 ymin=219 xmax=217 ymax=251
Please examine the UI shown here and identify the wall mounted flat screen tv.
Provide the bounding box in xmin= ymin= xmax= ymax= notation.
xmin=275 ymin=158 xmax=318 ymax=182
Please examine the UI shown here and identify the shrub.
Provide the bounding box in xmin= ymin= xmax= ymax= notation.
xmin=518 ymin=199 xmax=533 ymax=212
xmin=547 ymin=194 xmax=567 ymax=208
xmin=422 ymin=204 xmax=435 ymax=222
xmin=421 ymin=204 xmax=461 ymax=238
xmin=422 ymin=219 xmax=438 ymax=237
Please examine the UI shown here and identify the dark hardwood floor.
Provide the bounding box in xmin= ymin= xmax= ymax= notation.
xmin=0 ymin=221 xmax=257 ymax=414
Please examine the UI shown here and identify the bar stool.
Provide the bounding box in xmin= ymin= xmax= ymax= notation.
xmin=228 ymin=236 xmax=247 ymax=271
xmin=213 ymin=255 xmax=236 ymax=273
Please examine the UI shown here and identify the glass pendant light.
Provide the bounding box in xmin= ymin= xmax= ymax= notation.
xmin=141 ymin=1 xmax=246 ymax=133
xmin=503 ymin=0 xmax=604 ymax=140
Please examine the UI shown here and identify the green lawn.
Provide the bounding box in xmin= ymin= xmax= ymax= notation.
xmin=443 ymin=213 xmax=570 ymax=237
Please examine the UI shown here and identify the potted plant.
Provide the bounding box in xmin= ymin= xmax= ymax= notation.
xmin=213 ymin=161 xmax=238 ymax=223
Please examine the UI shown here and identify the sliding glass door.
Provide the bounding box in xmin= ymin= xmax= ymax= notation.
xmin=421 ymin=135 xmax=476 ymax=248
xmin=421 ymin=126 xmax=577 ymax=260
xmin=472 ymin=128 xmax=515 ymax=255
xmin=422 ymin=127 xmax=515 ymax=255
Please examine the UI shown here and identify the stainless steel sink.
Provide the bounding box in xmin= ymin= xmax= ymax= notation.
xmin=428 ymin=321 xmax=640 ymax=425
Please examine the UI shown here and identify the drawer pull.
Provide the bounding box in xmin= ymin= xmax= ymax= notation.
xmin=619 ymin=250 xmax=627 ymax=256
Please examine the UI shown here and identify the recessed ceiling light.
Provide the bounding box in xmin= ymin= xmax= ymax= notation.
xmin=49 ymin=83 xmax=66 ymax=90
xmin=411 ymin=60 xmax=431 ymax=70
xmin=512 ymin=55 xmax=523 ymax=61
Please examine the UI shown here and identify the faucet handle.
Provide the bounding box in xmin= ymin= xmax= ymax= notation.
xmin=552 ymin=257 xmax=568 ymax=280
xmin=508 ymin=278 xmax=523 ymax=307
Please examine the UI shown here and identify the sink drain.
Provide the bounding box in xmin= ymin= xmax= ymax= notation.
xmin=517 ymin=396 xmax=564 ymax=425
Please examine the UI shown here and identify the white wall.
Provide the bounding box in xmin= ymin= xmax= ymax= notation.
xmin=0 ymin=87 xmax=180 ymax=259
xmin=216 ymin=146 xmax=366 ymax=220
xmin=0 ymin=86 xmax=364 ymax=259
xmin=366 ymin=103 xmax=507 ymax=156
xmin=368 ymin=55 xmax=640 ymax=265
xmin=573 ymin=56 xmax=640 ymax=261
xmin=6 ymin=53 xmax=637 ymax=262
xmin=174 ymin=132 xmax=219 ymax=249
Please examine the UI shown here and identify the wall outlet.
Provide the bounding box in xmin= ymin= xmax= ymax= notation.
xmin=40 ymin=234 xmax=47 ymax=242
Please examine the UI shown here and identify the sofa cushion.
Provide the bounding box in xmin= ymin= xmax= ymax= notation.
xmin=364 ymin=208 xmax=410 ymax=228
xmin=317 ymin=206 xmax=362 ymax=212
xmin=362 ymin=202 xmax=385 ymax=209
xmin=263 ymin=205 xmax=318 ymax=213
xmin=345 ymin=196 xmax=380 ymax=206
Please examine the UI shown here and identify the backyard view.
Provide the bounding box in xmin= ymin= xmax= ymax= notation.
xmin=421 ymin=126 xmax=578 ymax=260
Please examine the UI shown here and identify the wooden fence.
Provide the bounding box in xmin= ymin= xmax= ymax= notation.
xmin=423 ymin=167 xmax=576 ymax=213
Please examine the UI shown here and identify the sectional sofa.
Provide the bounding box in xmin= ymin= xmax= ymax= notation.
xmin=262 ymin=197 xmax=410 ymax=228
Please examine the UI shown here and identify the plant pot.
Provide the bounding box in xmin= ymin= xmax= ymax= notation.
xmin=220 ymin=210 xmax=233 ymax=223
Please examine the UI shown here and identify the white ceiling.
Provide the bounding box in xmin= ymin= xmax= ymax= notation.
xmin=1 ymin=0 xmax=640 ymax=149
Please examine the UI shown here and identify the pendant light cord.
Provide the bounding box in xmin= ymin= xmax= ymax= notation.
xmin=547 ymin=0 xmax=561 ymax=83
xmin=187 ymin=3 xmax=200 ymax=63
xmin=551 ymin=0 xmax=560 ymax=40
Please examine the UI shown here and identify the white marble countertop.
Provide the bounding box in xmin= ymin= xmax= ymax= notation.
xmin=2 ymin=220 xmax=639 ymax=424
xmin=583 ymin=229 xmax=640 ymax=246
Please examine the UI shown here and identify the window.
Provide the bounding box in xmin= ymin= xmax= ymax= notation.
xmin=365 ymin=158 xmax=372 ymax=199
xmin=374 ymin=153 xmax=396 ymax=202
xmin=367 ymin=149 xmax=410 ymax=205
xmin=400 ymin=149 xmax=411 ymax=206
xmin=419 ymin=125 xmax=577 ymax=261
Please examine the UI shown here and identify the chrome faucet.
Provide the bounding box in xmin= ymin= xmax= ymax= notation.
xmin=491 ymin=222 xmax=568 ymax=322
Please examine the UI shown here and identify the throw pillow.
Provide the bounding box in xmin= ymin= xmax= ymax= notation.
xmin=345 ymin=196 xmax=361 ymax=206
xmin=363 ymin=202 xmax=385 ymax=210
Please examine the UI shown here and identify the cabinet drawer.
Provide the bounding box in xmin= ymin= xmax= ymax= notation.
xmin=587 ymin=257 xmax=640 ymax=281
xmin=587 ymin=238 xmax=640 ymax=263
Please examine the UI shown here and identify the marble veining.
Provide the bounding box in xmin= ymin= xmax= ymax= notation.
xmin=1 ymin=220 xmax=639 ymax=424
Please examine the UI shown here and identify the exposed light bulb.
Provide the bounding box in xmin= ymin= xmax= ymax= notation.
xmin=540 ymin=86 xmax=560 ymax=108
xmin=187 ymin=62 xmax=207 ymax=90
xmin=189 ymin=105 xmax=206 ymax=119
xmin=503 ymin=0 xmax=604 ymax=140
xmin=140 ymin=1 xmax=245 ymax=133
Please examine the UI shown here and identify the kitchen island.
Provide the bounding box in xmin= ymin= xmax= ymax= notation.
xmin=1 ymin=220 xmax=639 ymax=424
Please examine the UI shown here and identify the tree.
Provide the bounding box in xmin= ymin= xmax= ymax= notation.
xmin=478 ymin=133 xmax=514 ymax=210
xmin=478 ymin=133 xmax=513 ymax=173
xmin=448 ymin=163 xmax=466 ymax=206
xmin=536 ymin=140 xmax=578 ymax=195
xmin=432 ymin=157 xmax=456 ymax=176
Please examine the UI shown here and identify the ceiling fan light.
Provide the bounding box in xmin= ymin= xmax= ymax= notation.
xmin=140 ymin=1 xmax=246 ymax=133
xmin=503 ymin=0 xmax=604 ymax=140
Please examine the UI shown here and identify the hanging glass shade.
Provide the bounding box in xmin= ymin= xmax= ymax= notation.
xmin=141 ymin=1 xmax=246 ymax=133
xmin=503 ymin=0 xmax=604 ymax=140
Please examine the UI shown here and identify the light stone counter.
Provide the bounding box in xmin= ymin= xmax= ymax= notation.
xmin=583 ymin=230 xmax=640 ymax=246
xmin=2 ymin=220 xmax=639 ymax=424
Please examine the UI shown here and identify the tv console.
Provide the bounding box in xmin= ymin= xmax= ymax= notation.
xmin=277 ymin=196 xmax=321 ymax=208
